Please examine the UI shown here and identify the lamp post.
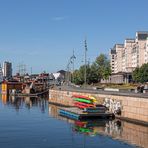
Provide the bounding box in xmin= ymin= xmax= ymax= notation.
xmin=66 ymin=51 xmax=76 ymax=86
xmin=71 ymin=50 xmax=76 ymax=82
xmin=66 ymin=58 xmax=72 ymax=86
xmin=84 ymin=39 xmax=88 ymax=87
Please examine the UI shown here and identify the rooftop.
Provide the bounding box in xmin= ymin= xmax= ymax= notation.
xmin=113 ymin=44 xmax=124 ymax=50
xmin=136 ymin=31 xmax=148 ymax=40
xmin=110 ymin=49 xmax=116 ymax=54
xmin=125 ymin=38 xmax=135 ymax=43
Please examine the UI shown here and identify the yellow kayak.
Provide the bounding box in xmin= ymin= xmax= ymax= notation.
xmin=88 ymin=95 xmax=97 ymax=103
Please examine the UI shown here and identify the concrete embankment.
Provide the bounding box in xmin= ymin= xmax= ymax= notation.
xmin=49 ymin=88 xmax=148 ymax=124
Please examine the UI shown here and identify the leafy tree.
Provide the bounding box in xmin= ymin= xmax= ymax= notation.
xmin=72 ymin=53 xmax=111 ymax=85
xmin=95 ymin=54 xmax=111 ymax=81
xmin=139 ymin=64 xmax=148 ymax=83
xmin=132 ymin=63 xmax=148 ymax=83
xmin=79 ymin=64 xmax=91 ymax=84
xmin=102 ymin=61 xmax=111 ymax=80
xmin=132 ymin=67 xmax=140 ymax=83
xmin=88 ymin=62 xmax=99 ymax=83
xmin=72 ymin=70 xmax=82 ymax=85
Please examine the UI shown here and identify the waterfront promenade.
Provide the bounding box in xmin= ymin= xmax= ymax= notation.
xmin=49 ymin=85 xmax=148 ymax=124
xmin=58 ymin=85 xmax=148 ymax=99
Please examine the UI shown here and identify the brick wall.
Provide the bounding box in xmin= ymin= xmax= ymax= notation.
xmin=49 ymin=89 xmax=148 ymax=123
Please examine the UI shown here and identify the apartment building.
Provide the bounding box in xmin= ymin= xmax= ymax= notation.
xmin=110 ymin=31 xmax=148 ymax=74
xmin=135 ymin=31 xmax=148 ymax=67
xmin=111 ymin=44 xmax=124 ymax=73
xmin=146 ymin=38 xmax=148 ymax=63
xmin=110 ymin=49 xmax=116 ymax=73
xmin=107 ymin=31 xmax=148 ymax=84
xmin=123 ymin=38 xmax=135 ymax=72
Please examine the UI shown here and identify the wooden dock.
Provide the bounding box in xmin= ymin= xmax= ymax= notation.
xmin=59 ymin=107 xmax=114 ymax=120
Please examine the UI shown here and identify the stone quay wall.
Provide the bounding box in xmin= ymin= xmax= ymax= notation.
xmin=49 ymin=89 xmax=148 ymax=124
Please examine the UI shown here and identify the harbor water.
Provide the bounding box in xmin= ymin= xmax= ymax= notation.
xmin=0 ymin=95 xmax=147 ymax=148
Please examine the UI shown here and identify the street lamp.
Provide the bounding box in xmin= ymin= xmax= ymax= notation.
xmin=84 ymin=39 xmax=88 ymax=87
xmin=66 ymin=51 xmax=76 ymax=86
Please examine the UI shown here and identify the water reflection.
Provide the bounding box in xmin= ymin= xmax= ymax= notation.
xmin=49 ymin=104 xmax=148 ymax=148
xmin=1 ymin=94 xmax=48 ymax=113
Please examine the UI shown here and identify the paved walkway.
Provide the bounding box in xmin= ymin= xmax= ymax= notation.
xmin=56 ymin=85 xmax=148 ymax=99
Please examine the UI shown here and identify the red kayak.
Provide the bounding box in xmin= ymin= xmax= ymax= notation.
xmin=74 ymin=102 xmax=95 ymax=107
xmin=72 ymin=95 xmax=92 ymax=100
xmin=74 ymin=103 xmax=86 ymax=109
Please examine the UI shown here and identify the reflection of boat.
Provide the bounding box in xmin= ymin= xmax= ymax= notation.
xmin=74 ymin=125 xmax=93 ymax=135
xmin=73 ymin=121 xmax=95 ymax=135
xmin=73 ymin=120 xmax=109 ymax=136
xmin=50 ymin=105 xmax=148 ymax=148
xmin=49 ymin=105 xmax=123 ymax=141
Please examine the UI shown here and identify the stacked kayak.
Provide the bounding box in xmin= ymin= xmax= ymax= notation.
xmin=72 ymin=94 xmax=107 ymax=113
xmin=72 ymin=95 xmax=96 ymax=109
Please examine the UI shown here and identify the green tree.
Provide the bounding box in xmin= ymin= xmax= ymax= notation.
xmin=72 ymin=53 xmax=111 ymax=85
xmin=132 ymin=67 xmax=140 ymax=83
xmin=95 ymin=54 xmax=111 ymax=81
xmin=72 ymin=64 xmax=92 ymax=85
xmin=132 ymin=63 xmax=148 ymax=83
xmin=88 ymin=62 xmax=99 ymax=83
xmin=79 ymin=64 xmax=91 ymax=84
xmin=72 ymin=70 xmax=82 ymax=85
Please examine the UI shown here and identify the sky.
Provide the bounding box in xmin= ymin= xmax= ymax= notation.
xmin=0 ymin=0 xmax=148 ymax=74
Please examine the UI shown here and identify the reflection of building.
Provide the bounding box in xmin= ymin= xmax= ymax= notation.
xmin=0 ymin=64 xmax=3 ymax=82
xmin=2 ymin=61 xmax=12 ymax=79
xmin=2 ymin=94 xmax=8 ymax=105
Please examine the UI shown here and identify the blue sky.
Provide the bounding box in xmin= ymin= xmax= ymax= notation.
xmin=0 ymin=0 xmax=148 ymax=74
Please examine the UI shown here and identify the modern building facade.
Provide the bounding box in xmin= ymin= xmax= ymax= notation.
xmin=112 ymin=44 xmax=124 ymax=73
xmin=2 ymin=61 xmax=12 ymax=79
xmin=107 ymin=31 xmax=148 ymax=84
xmin=110 ymin=31 xmax=148 ymax=74
xmin=110 ymin=49 xmax=116 ymax=73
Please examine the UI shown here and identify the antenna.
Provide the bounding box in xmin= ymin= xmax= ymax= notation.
xmin=30 ymin=67 xmax=32 ymax=75
xmin=18 ymin=63 xmax=26 ymax=76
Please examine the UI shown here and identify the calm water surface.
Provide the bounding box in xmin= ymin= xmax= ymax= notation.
xmin=0 ymin=95 xmax=146 ymax=148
